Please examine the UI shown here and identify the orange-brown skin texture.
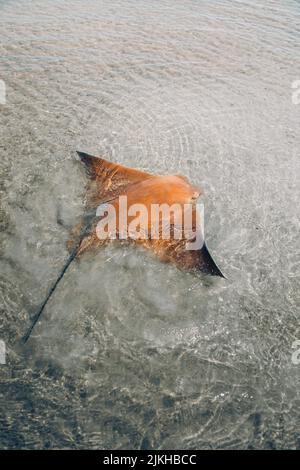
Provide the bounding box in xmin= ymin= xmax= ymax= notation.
xmin=69 ymin=153 xmax=222 ymax=275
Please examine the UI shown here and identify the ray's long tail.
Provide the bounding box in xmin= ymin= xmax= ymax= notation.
xmin=22 ymin=213 xmax=95 ymax=343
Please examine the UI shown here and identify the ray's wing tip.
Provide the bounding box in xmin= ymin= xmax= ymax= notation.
xmin=76 ymin=151 xmax=99 ymax=176
xmin=76 ymin=150 xmax=93 ymax=161
xmin=213 ymin=267 xmax=226 ymax=279
xmin=200 ymin=242 xmax=226 ymax=279
xmin=204 ymin=262 xmax=226 ymax=278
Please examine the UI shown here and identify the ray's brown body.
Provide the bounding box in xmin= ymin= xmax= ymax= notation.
xmin=22 ymin=152 xmax=224 ymax=343
xmin=72 ymin=152 xmax=223 ymax=276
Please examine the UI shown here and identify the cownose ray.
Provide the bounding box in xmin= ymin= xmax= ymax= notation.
xmin=22 ymin=152 xmax=224 ymax=343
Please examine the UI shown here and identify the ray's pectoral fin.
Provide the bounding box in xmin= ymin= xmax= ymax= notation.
xmin=198 ymin=242 xmax=225 ymax=277
xmin=67 ymin=152 xmax=153 ymax=257
xmin=146 ymin=235 xmax=225 ymax=277
xmin=170 ymin=240 xmax=225 ymax=277
xmin=147 ymin=205 xmax=225 ymax=277
xmin=76 ymin=151 xmax=153 ymax=209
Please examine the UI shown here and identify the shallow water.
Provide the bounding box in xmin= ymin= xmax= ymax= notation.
xmin=0 ymin=0 xmax=299 ymax=449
